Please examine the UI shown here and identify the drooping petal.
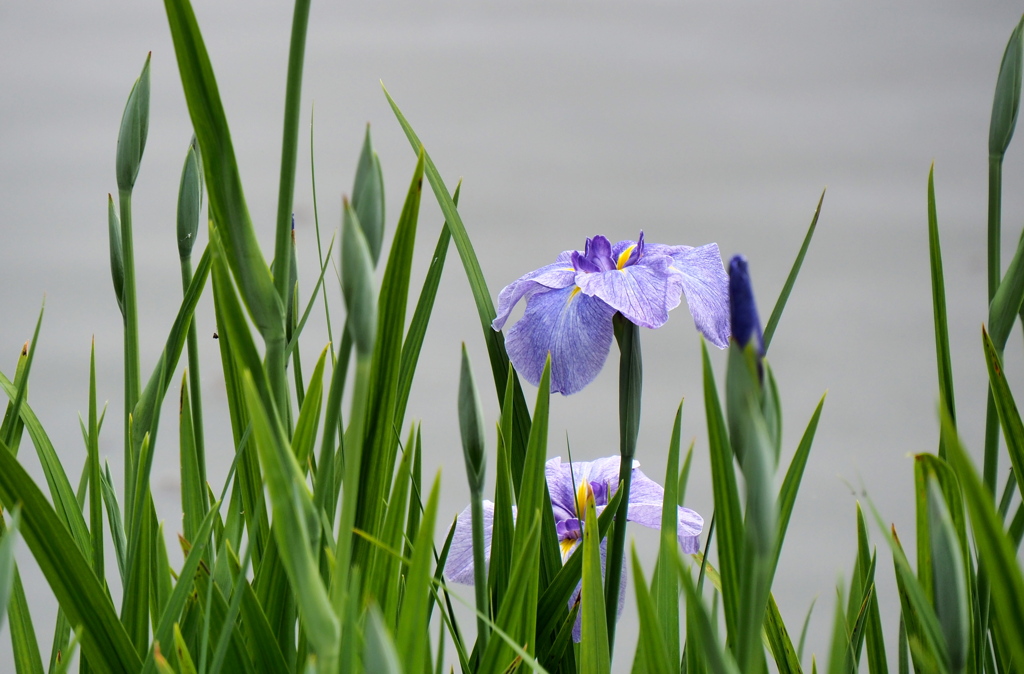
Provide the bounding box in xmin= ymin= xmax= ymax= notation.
xmin=492 ymin=253 xmax=577 ymax=331
xmin=505 ymin=284 xmax=617 ymax=395
xmin=575 ymin=253 xmax=682 ymax=329
xmin=624 ymin=466 xmax=705 ymax=553
xmin=443 ymin=500 xmax=495 ymax=584
xmin=649 ymin=242 xmax=730 ymax=347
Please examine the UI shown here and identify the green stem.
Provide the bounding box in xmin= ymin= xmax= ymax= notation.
xmin=985 ymin=155 xmax=1003 ymax=494
xmin=180 ymin=255 xmax=208 ymax=511
xmin=272 ymin=0 xmax=312 ymax=309
xmin=605 ymin=316 xmax=642 ymax=653
xmin=988 ymin=157 xmax=1003 ymax=302
xmin=119 ymin=188 xmax=141 ymax=511
xmin=470 ymin=492 xmax=489 ymax=653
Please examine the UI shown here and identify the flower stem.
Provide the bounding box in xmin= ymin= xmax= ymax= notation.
xmin=119 ymin=187 xmax=141 ymax=513
xmin=180 ymin=255 xmax=208 ymax=511
xmin=470 ymin=492 xmax=490 ymax=653
xmin=605 ymin=315 xmax=642 ymax=653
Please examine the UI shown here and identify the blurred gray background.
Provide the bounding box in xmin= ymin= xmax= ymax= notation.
xmin=3 ymin=1 xmax=1024 ymax=670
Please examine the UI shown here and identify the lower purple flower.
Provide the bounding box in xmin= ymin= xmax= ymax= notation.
xmin=492 ymin=233 xmax=730 ymax=395
xmin=444 ymin=456 xmax=704 ymax=641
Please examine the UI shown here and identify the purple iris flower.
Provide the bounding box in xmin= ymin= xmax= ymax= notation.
xmin=444 ymin=456 xmax=704 ymax=640
xmin=492 ymin=233 xmax=730 ymax=395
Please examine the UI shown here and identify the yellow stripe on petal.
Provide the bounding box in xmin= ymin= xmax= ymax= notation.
xmin=616 ymin=245 xmax=637 ymax=269
xmin=567 ymin=286 xmax=582 ymax=303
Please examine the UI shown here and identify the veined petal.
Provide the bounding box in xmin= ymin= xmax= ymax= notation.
xmin=492 ymin=254 xmax=577 ymax=330
xmin=649 ymin=242 xmax=730 ymax=347
xmin=545 ymin=457 xmax=577 ymax=522
xmin=443 ymin=500 xmax=495 ymax=584
xmin=625 ymin=466 xmax=705 ymax=553
xmin=506 ymin=284 xmax=617 ymax=395
xmin=575 ymin=253 xmax=681 ymax=329
xmin=546 ymin=455 xmax=632 ymax=520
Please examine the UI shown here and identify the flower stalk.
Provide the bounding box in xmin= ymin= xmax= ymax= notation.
xmin=458 ymin=344 xmax=490 ymax=652
xmin=115 ymin=53 xmax=150 ymax=509
xmin=605 ymin=314 xmax=642 ymax=650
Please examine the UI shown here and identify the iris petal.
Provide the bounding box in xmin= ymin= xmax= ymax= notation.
xmin=506 ymin=285 xmax=617 ymax=395
xmin=575 ymin=253 xmax=681 ymax=329
xmin=624 ymin=466 xmax=705 ymax=553
xmin=491 ymin=253 xmax=577 ymax=331
xmin=648 ymin=242 xmax=731 ymax=347
xmin=443 ymin=501 xmax=495 ymax=584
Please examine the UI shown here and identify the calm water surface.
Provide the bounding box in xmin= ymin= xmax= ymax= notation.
xmin=3 ymin=2 xmax=1024 ymax=669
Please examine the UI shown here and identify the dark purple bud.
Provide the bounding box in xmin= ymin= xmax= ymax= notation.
xmin=729 ymin=255 xmax=763 ymax=355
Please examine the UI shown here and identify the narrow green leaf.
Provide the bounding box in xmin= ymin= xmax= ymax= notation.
xmin=632 ymin=546 xmax=671 ymax=674
xmin=163 ymin=0 xmax=284 ymax=344
xmin=479 ymin=358 xmax=550 ymax=672
xmin=927 ymin=481 xmax=967 ymax=674
xmin=580 ymin=493 xmax=610 ymax=674
xmin=489 ymin=365 xmax=517 ymax=616
xmin=179 ymin=371 xmax=205 ymax=544
xmin=140 ymin=503 xmax=219 ymax=674
xmin=241 ymin=370 xmax=339 ymax=662
xmin=535 ymin=482 xmax=623 ymax=640
xmin=383 ymin=85 xmax=533 ymax=492
xmin=886 ymin=524 xmax=951 ymax=674
xmin=763 ymin=187 xmax=824 ymax=352
xmin=377 ymin=431 xmax=414 ymax=626
xmin=855 ymin=505 xmax=888 ymax=674
xmin=395 ymin=191 xmax=456 ymax=429
xmin=0 ymin=372 xmax=93 ymax=561
xmin=943 ymin=414 xmax=1024 ymax=669
xmin=209 ymin=224 xmax=271 ymax=564
xmin=0 ymin=505 xmax=20 ymax=633
xmin=0 ymin=439 xmax=142 ymax=673
xmin=236 ymin=571 xmax=291 ymax=674
xmin=397 ymin=474 xmax=441 ymax=674
xmin=982 ymin=326 xmax=1024 ymax=502
xmin=364 ymin=604 xmax=403 ymax=674
xmin=88 ymin=338 xmax=104 ymax=581
xmin=701 ymin=340 xmax=743 ymax=637
xmin=678 ymin=555 xmax=742 ymax=674
xmin=826 ymin=583 xmax=850 ymax=674
xmin=173 ymin=623 xmax=198 ymax=674
xmin=130 ymin=244 xmax=212 ymax=465
xmin=292 ymin=344 xmax=328 ymax=471
xmin=653 ymin=402 xmax=682 ymax=666
xmin=764 ymin=592 xmax=803 ymax=674
xmin=341 ymin=200 xmax=377 ymax=357
xmin=101 ymin=462 xmax=127 ymax=584
xmin=270 ymin=0 xmax=312 ymax=322
xmin=354 ymin=151 xmax=425 ymax=577
xmin=797 ymin=598 xmax=816 ymax=662
xmin=988 ymin=222 xmax=1024 ymax=351
xmin=773 ymin=394 xmax=825 ymax=581
xmin=927 ymin=165 xmax=956 ymax=436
